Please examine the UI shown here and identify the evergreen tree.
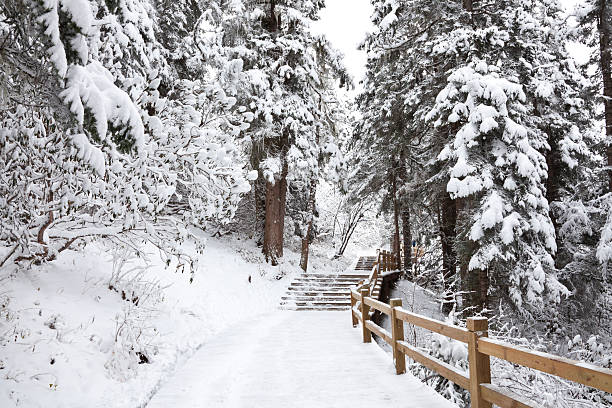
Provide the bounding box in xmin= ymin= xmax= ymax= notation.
xmin=356 ymin=0 xmax=599 ymax=317
xmin=356 ymin=0 xmax=470 ymax=308
xmin=228 ymin=0 xmax=347 ymax=265
xmin=427 ymin=0 xmax=597 ymax=314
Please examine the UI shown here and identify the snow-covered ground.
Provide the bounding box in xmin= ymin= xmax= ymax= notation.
xmin=0 ymin=235 xmax=351 ymax=407
xmin=148 ymin=311 xmax=457 ymax=408
xmin=375 ymin=279 xmax=470 ymax=404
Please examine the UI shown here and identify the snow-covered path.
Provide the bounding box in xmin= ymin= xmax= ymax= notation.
xmin=148 ymin=311 xmax=457 ymax=408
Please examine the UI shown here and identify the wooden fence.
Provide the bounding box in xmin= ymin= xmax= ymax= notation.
xmin=349 ymin=276 xmax=612 ymax=407
xmin=360 ymin=250 xmax=399 ymax=297
xmin=377 ymin=249 xmax=399 ymax=272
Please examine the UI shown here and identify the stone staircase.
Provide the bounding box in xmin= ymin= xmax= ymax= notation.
xmin=279 ymin=256 xmax=383 ymax=311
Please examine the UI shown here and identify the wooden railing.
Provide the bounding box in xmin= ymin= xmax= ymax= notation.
xmin=361 ymin=249 xmax=399 ymax=297
xmin=349 ymin=281 xmax=612 ymax=408
xmin=377 ymin=249 xmax=399 ymax=272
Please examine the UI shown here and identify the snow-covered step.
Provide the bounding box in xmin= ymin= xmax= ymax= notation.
xmin=288 ymin=282 xmax=356 ymax=287
xmin=279 ymin=255 xmax=379 ymax=311
xmin=287 ymin=287 xmax=351 ymax=292
xmin=295 ymin=276 xmax=364 ymax=283
xmin=300 ymin=273 xmax=370 ymax=279
xmin=281 ymin=296 xmax=350 ymax=302
xmin=287 ymin=287 xmax=354 ymax=292
xmin=286 ymin=290 xmax=350 ymax=297
xmin=290 ymin=280 xmax=358 ymax=285
xmin=279 ymin=305 xmax=350 ymax=311
xmin=281 ymin=294 xmax=350 ymax=299
xmin=280 ymin=301 xmax=352 ymax=307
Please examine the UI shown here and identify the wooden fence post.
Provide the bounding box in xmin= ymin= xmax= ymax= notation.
xmin=350 ymin=293 xmax=357 ymax=327
xmin=360 ymin=288 xmax=371 ymax=343
xmin=390 ymin=298 xmax=406 ymax=374
xmin=467 ymin=317 xmax=492 ymax=408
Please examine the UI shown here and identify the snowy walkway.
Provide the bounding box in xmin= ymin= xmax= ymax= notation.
xmin=148 ymin=311 xmax=457 ymax=408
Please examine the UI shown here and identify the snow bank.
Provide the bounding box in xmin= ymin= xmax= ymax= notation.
xmin=0 ymin=235 xmax=303 ymax=407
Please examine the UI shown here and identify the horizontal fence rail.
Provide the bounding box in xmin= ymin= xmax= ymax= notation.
xmin=349 ymin=254 xmax=612 ymax=408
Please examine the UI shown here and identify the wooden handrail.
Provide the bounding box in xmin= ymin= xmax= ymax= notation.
xmin=396 ymin=340 xmax=470 ymax=389
xmin=367 ymin=263 xmax=379 ymax=296
xmin=395 ymin=307 xmax=469 ymax=343
xmin=364 ymin=297 xmax=391 ymax=315
xmin=349 ymin=252 xmax=612 ymax=408
xmin=478 ymin=337 xmax=612 ymax=394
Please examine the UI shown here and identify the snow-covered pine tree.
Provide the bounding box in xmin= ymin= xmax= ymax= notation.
xmin=355 ymin=0 xmax=413 ymax=273
xmin=575 ymin=0 xmax=612 ymax=191
xmin=574 ymin=1 xmax=612 ymax=272
xmin=355 ymin=0 xmax=468 ymax=301
xmin=559 ymin=0 xmax=612 ymax=330
xmin=427 ymin=0 xmax=595 ymax=315
xmin=225 ymin=0 xmax=348 ymax=265
xmin=146 ymin=0 xmax=256 ymax=227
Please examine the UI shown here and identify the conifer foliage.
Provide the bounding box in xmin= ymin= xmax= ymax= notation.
xmin=226 ymin=0 xmax=348 ymax=266
xmin=355 ymin=0 xmax=607 ymax=320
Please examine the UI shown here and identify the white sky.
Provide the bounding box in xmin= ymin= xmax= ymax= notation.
xmin=311 ymin=0 xmax=374 ymax=89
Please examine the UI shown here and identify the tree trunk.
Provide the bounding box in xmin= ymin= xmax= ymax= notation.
xmin=455 ymin=197 xmax=489 ymax=313
xmin=546 ymin=140 xmax=563 ymax=267
xmin=440 ymin=191 xmax=457 ymax=315
xmin=251 ymin=142 xmax=267 ymax=244
xmin=263 ymin=176 xmax=286 ymax=265
xmin=397 ymin=149 xmax=412 ymax=275
xmin=263 ymin=128 xmax=288 ymax=265
xmin=401 ymin=207 xmax=412 ymax=275
xmin=477 ymin=268 xmax=489 ymax=312
xmin=600 ymin=0 xmax=612 ymax=191
xmin=391 ymin=172 xmax=402 ymax=270
xmin=300 ymin=179 xmax=317 ymax=271
xmin=262 ymin=0 xmax=280 ymax=32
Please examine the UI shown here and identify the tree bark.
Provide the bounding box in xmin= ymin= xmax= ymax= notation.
xmin=391 ymin=172 xmax=402 ymax=270
xmin=440 ymin=191 xmax=457 ymax=314
xmin=262 ymin=0 xmax=280 ymax=32
xmin=263 ymin=129 xmax=288 ymax=265
xmin=599 ymin=0 xmax=612 ymax=191
xmin=545 ymin=139 xmax=563 ymax=267
xmin=477 ymin=267 xmax=489 ymax=312
xmin=263 ymin=177 xmax=285 ymax=265
xmin=401 ymin=207 xmax=412 ymax=275
xmin=299 ymin=178 xmax=317 ymax=271
xmin=397 ymin=149 xmax=412 ymax=275
xmin=455 ymin=196 xmax=489 ymax=312
xmin=250 ymin=142 xmax=267 ymax=244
